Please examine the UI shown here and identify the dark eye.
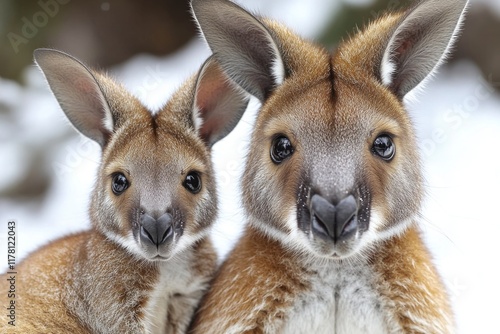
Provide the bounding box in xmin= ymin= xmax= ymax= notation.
xmin=112 ymin=173 xmax=129 ymax=195
xmin=183 ymin=172 xmax=202 ymax=194
xmin=372 ymin=135 xmax=395 ymax=161
xmin=271 ymin=135 xmax=294 ymax=164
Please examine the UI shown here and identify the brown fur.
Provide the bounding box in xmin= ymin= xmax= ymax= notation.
xmin=190 ymin=0 xmax=467 ymax=332
xmin=0 ymin=50 xmax=247 ymax=333
xmin=0 ymin=233 xmax=215 ymax=333
xmin=193 ymin=225 xmax=450 ymax=333
xmin=373 ymin=227 xmax=452 ymax=332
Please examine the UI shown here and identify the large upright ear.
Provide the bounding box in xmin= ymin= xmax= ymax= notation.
xmin=380 ymin=0 xmax=469 ymax=98
xmin=34 ymin=48 xmax=113 ymax=147
xmin=191 ymin=0 xmax=284 ymax=102
xmin=192 ymin=57 xmax=249 ymax=147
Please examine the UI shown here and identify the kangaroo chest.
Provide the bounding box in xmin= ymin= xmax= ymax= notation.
xmin=281 ymin=261 xmax=395 ymax=334
xmin=143 ymin=264 xmax=176 ymax=334
xmin=143 ymin=253 xmax=206 ymax=334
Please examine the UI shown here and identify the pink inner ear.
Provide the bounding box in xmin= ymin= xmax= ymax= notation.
xmin=388 ymin=33 xmax=419 ymax=94
xmin=193 ymin=57 xmax=248 ymax=146
xmin=199 ymin=114 xmax=217 ymax=142
xmin=195 ymin=65 xmax=232 ymax=141
xmin=394 ymin=38 xmax=414 ymax=59
xmin=74 ymin=77 xmax=97 ymax=95
xmin=196 ymin=67 xmax=227 ymax=114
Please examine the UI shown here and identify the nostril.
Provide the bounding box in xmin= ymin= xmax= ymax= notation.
xmin=160 ymin=225 xmax=173 ymax=244
xmin=341 ymin=216 xmax=357 ymax=236
xmin=312 ymin=214 xmax=330 ymax=237
xmin=335 ymin=195 xmax=359 ymax=240
xmin=311 ymin=194 xmax=337 ymax=238
xmin=140 ymin=213 xmax=159 ymax=246
xmin=157 ymin=212 xmax=173 ymax=246
xmin=140 ymin=225 xmax=156 ymax=244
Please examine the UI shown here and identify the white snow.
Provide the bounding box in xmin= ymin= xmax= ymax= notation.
xmin=408 ymin=61 xmax=500 ymax=333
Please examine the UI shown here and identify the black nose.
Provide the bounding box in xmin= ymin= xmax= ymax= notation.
xmin=140 ymin=212 xmax=173 ymax=247
xmin=310 ymin=194 xmax=358 ymax=242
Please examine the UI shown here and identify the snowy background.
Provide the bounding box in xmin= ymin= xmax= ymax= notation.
xmin=1 ymin=0 xmax=499 ymax=333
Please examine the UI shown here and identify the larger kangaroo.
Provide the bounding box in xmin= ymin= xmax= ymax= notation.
xmin=0 ymin=49 xmax=248 ymax=333
xmin=190 ymin=0 xmax=468 ymax=333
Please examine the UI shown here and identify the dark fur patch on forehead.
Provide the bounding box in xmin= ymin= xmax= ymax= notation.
xmin=328 ymin=56 xmax=336 ymax=102
xmin=150 ymin=115 xmax=159 ymax=137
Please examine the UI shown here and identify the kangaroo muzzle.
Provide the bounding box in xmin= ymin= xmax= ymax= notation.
xmin=311 ymin=194 xmax=358 ymax=242
xmin=140 ymin=211 xmax=174 ymax=248
xmin=296 ymin=181 xmax=371 ymax=258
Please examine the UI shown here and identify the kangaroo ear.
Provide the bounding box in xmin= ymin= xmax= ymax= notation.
xmin=34 ymin=48 xmax=113 ymax=147
xmin=380 ymin=0 xmax=469 ymax=98
xmin=192 ymin=56 xmax=249 ymax=147
xmin=191 ymin=0 xmax=284 ymax=102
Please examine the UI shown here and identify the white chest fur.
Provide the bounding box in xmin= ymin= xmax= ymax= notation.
xmin=143 ymin=252 xmax=207 ymax=334
xmin=281 ymin=259 xmax=399 ymax=334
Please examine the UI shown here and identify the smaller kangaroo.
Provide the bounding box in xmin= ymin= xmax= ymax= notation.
xmin=0 ymin=49 xmax=248 ymax=333
xmin=190 ymin=0 xmax=468 ymax=333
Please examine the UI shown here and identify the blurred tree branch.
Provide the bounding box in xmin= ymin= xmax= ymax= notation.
xmin=0 ymin=0 xmax=196 ymax=81
xmin=318 ymin=0 xmax=411 ymax=48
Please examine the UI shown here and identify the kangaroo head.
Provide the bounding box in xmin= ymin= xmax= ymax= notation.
xmin=192 ymin=0 xmax=468 ymax=259
xmin=34 ymin=49 xmax=248 ymax=261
